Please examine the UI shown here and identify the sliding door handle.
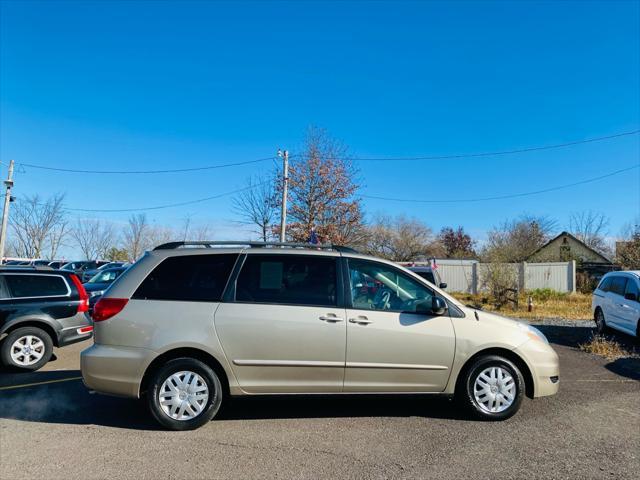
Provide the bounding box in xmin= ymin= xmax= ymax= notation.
xmin=319 ymin=315 xmax=344 ymax=323
xmin=349 ymin=316 xmax=373 ymax=325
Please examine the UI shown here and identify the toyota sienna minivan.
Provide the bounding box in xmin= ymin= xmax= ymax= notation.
xmin=81 ymin=241 xmax=559 ymax=430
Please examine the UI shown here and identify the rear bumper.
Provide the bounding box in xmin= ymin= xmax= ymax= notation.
xmin=514 ymin=340 xmax=560 ymax=398
xmin=57 ymin=313 xmax=94 ymax=347
xmin=81 ymin=343 xmax=153 ymax=398
xmin=58 ymin=327 xmax=93 ymax=347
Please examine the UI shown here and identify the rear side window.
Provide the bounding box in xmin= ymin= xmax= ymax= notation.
xmin=609 ymin=276 xmax=628 ymax=296
xmin=235 ymin=254 xmax=338 ymax=307
xmin=133 ymin=254 xmax=237 ymax=302
xmin=625 ymin=279 xmax=639 ymax=300
xmin=4 ymin=274 xmax=70 ymax=298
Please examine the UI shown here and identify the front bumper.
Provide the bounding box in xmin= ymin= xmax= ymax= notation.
xmin=81 ymin=343 xmax=153 ymax=398
xmin=514 ymin=339 xmax=560 ymax=398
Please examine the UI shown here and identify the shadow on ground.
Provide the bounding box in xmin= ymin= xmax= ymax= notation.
xmin=0 ymin=369 xmax=468 ymax=429
xmin=1 ymin=324 xmax=637 ymax=430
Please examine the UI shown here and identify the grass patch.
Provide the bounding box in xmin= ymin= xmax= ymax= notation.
xmin=579 ymin=335 xmax=629 ymax=360
xmin=451 ymin=291 xmax=592 ymax=321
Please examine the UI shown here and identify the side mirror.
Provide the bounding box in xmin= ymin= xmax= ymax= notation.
xmin=431 ymin=297 xmax=447 ymax=315
xmin=624 ymin=292 xmax=638 ymax=302
xmin=439 ymin=282 xmax=447 ymax=289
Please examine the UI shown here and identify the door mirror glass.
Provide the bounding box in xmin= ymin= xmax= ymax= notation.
xmin=431 ymin=297 xmax=447 ymax=315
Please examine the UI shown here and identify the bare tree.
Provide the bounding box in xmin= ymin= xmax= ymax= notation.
xmin=46 ymin=221 xmax=71 ymax=259
xmin=180 ymin=215 xmax=213 ymax=241
xmin=232 ymin=175 xmax=278 ymax=241
xmin=362 ymin=214 xmax=437 ymax=261
xmin=71 ymin=218 xmax=116 ymax=259
xmin=281 ymin=127 xmax=364 ymax=244
xmin=122 ymin=213 xmax=150 ymax=262
xmin=9 ymin=194 xmax=68 ymax=258
xmin=482 ymin=214 xmax=557 ymax=263
xmin=146 ymin=224 xmax=175 ymax=249
xmin=616 ymin=225 xmax=640 ymax=270
xmin=569 ymin=210 xmax=611 ymax=256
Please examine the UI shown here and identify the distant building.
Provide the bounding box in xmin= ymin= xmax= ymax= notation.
xmin=527 ymin=231 xmax=610 ymax=264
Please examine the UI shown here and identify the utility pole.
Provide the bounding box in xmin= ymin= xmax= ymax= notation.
xmin=0 ymin=159 xmax=15 ymax=263
xmin=278 ymin=149 xmax=289 ymax=242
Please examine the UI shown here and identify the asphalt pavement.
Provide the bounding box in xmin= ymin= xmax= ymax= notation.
xmin=1 ymin=324 xmax=639 ymax=480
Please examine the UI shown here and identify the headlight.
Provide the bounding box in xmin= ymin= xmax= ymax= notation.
xmin=518 ymin=323 xmax=548 ymax=343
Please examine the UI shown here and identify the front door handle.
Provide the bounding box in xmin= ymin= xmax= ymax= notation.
xmin=319 ymin=315 xmax=344 ymax=323
xmin=349 ymin=316 xmax=373 ymax=325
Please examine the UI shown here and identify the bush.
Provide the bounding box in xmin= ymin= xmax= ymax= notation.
xmin=579 ymin=335 xmax=628 ymax=360
xmin=527 ymin=288 xmax=568 ymax=302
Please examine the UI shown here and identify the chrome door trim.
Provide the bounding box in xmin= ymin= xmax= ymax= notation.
xmin=346 ymin=362 xmax=448 ymax=370
xmin=233 ymin=359 xmax=345 ymax=368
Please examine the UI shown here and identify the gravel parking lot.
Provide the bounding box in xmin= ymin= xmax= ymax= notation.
xmin=1 ymin=324 xmax=639 ymax=480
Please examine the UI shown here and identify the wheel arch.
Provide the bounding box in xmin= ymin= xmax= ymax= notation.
xmin=0 ymin=319 xmax=59 ymax=347
xmin=139 ymin=347 xmax=230 ymax=397
xmin=454 ymin=347 xmax=535 ymax=399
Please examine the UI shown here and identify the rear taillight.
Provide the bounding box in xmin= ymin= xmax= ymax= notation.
xmin=92 ymin=298 xmax=129 ymax=322
xmin=70 ymin=274 xmax=89 ymax=313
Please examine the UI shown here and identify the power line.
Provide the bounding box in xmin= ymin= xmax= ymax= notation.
xmin=17 ymin=156 xmax=278 ymax=174
xmin=359 ymin=164 xmax=640 ymax=203
xmin=296 ymin=129 xmax=640 ymax=162
xmin=17 ymin=181 xmax=269 ymax=213
xmin=10 ymin=129 xmax=640 ymax=174
xmin=17 ymin=163 xmax=636 ymax=213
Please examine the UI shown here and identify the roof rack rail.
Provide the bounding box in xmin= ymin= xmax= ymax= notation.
xmin=0 ymin=265 xmax=54 ymax=271
xmin=153 ymin=241 xmax=359 ymax=254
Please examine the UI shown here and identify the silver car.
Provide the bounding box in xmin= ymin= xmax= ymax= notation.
xmin=81 ymin=241 xmax=559 ymax=430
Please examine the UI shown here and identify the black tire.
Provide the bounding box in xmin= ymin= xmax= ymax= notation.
xmin=594 ymin=308 xmax=608 ymax=334
xmin=457 ymin=355 xmax=525 ymax=421
xmin=0 ymin=326 xmax=53 ymax=371
xmin=147 ymin=357 xmax=223 ymax=431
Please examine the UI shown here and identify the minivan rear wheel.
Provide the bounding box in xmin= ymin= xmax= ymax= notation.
xmin=147 ymin=358 xmax=223 ymax=430
xmin=0 ymin=326 xmax=53 ymax=371
xmin=458 ymin=355 xmax=525 ymax=421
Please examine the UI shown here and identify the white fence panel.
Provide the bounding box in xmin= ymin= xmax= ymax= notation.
xmin=525 ymin=262 xmax=573 ymax=292
xmin=404 ymin=260 xmax=576 ymax=293
xmin=436 ymin=260 xmax=476 ymax=293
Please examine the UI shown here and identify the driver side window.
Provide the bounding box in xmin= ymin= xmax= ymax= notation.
xmin=348 ymin=259 xmax=434 ymax=313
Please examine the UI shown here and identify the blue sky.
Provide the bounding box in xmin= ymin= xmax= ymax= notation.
xmin=1 ymin=0 xmax=639 ymax=249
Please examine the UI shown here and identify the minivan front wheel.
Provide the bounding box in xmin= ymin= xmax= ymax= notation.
xmin=595 ymin=308 xmax=608 ymax=334
xmin=459 ymin=355 xmax=525 ymax=420
xmin=147 ymin=358 xmax=222 ymax=430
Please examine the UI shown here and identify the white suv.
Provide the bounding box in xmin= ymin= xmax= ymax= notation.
xmin=592 ymin=271 xmax=640 ymax=338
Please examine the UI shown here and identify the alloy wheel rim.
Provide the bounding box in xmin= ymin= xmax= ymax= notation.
xmin=159 ymin=371 xmax=209 ymax=421
xmin=473 ymin=366 xmax=516 ymax=413
xmin=596 ymin=311 xmax=605 ymax=330
xmin=10 ymin=335 xmax=45 ymax=366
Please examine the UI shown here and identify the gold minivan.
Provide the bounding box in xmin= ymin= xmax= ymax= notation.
xmin=81 ymin=242 xmax=559 ymax=430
